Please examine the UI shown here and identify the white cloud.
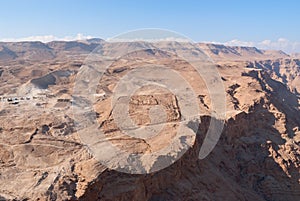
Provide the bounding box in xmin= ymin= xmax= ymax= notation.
xmin=223 ymin=39 xmax=255 ymax=47
xmin=217 ymin=38 xmax=300 ymax=53
xmin=0 ymin=33 xmax=94 ymax=43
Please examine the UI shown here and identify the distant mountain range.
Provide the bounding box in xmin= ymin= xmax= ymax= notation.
xmin=0 ymin=38 xmax=298 ymax=61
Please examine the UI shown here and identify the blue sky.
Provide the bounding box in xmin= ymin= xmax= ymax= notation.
xmin=1 ymin=0 xmax=300 ymax=52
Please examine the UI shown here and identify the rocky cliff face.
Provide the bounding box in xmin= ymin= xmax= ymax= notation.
xmin=0 ymin=40 xmax=299 ymax=201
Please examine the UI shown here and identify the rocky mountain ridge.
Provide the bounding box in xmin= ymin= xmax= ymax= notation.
xmin=0 ymin=39 xmax=296 ymax=61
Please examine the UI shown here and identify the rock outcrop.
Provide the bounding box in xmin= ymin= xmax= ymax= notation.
xmin=0 ymin=40 xmax=299 ymax=201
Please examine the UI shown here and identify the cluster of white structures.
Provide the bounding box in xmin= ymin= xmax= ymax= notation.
xmin=0 ymin=95 xmax=47 ymax=105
